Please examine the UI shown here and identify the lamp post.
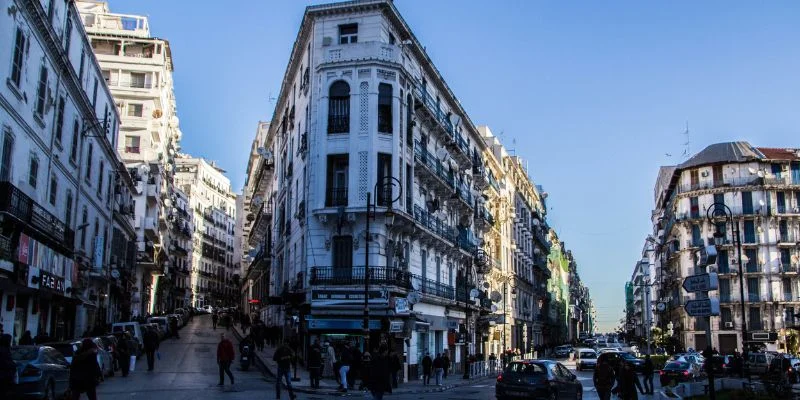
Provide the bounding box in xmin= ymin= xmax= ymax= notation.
xmin=706 ymin=202 xmax=747 ymax=379
xmin=363 ymin=177 xmax=402 ymax=354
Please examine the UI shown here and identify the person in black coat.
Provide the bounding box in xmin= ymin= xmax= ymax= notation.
xmin=618 ymin=362 xmax=644 ymax=400
xmin=114 ymin=332 xmax=131 ymax=377
xmin=421 ymin=352 xmax=432 ymax=385
xmin=0 ymin=334 xmax=16 ymax=399
xmin=143 ymin=326 xmax=159 ymax=371
xmin=308 ymin=340 xmax=323 ymax=389
xmin=368 ymin=345 xmax=392 ymax=400
xmin=389 ymin=350 xmax=401 ymax=388
xmin=70 ymin=338 xmax=103 ymax=400
xmin=19 ymin=330 xmax=33 ymax=345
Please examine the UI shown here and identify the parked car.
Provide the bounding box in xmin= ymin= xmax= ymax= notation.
xmin=87 ymin=337 xmax=114 ymax=378
xmin=620 ymin=352 xmax=645 ymax=372
xmin=659 ymin=361 xmax=700 ymax=386
xmin=553 ymin=345 xmax=573 ymax=358
xmin=576 ymin=348 xmax=598 ymax=371
xmin=766 ymin=355 xmax=800 ymax=383
xmin=174 ymin=308 xmax=189 ymax=324
xmin=147 ymin=317 xmax=170 ymax=338
xmin=44 ymin=341 xmax=80 ymax=364
xmin=496 ymin=360 xmax=582 ymax=399
xmin=112 ymin=322 xmax=144 ymax=356
xmin=167 ymin=314 xmax=184 ymax=329
xmin=9 ymin=345 xmax=71 ymax=399
xmin=704 ymin=355 xmax=734 ymax=376
xmin=671 ymin=353 xmax=705 ymax=370
xmin=746 ymin=352 xmax=774 ymax=375
xmin=96 ymin=335 xmax=119 ymax=375
xmin=598 ymin=347 xmax=620 ymax=354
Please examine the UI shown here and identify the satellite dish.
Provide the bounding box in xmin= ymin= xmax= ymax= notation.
xmin=748 ymin=167 xmax=757 ymax=175
xmin=469 ymin=288 xmax=480 ymax=299
xmin=759 ymin=199 xmax=765 ymax=207
xmin=451 ymin=114 xmax=462 ymax=128
xmin=407 ymin=291 xmax=421 ymax=305
xmin=490 ymin=304 xmax=498 ymax=313
xmin=247 ymin=248 xmax=259 ymax=258
xmin=110 ymin=269 xmax=120 ymax=279
xmin=435 ymin=147 xmax=448 ymax=161
xmin=757 ymin=170 xmax=765 ymax=178
xmin=252 ymin=196 xmax=264 ymax=207
xmin=490 ymin=291 xmax=502 ymax=303
xmin=257 ymin=147 xmax=273 ymax=159
xmin=138 ymin=164 xmax=150 ymax=176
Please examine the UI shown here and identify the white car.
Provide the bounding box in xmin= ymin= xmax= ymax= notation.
xmin=576 ymin=348 xmax=598 ymax=371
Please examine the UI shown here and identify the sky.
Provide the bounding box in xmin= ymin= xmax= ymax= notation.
xmin=106 ymin=0 xmax=800 ymax=332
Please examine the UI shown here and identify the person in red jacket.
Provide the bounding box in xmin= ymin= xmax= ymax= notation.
xmin=217 ymin=333 xmax=235 ymax=387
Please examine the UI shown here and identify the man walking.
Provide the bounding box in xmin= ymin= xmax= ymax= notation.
xmin=308 ymin=340 xmax=322 ymax=389
xmin=389 ymin=350 xmax=401 ymax=389
xmin=593 ymin=357 xmax=616 ymax=400
xmin=433 ymin=353 xmax=444 ymax=386
xmin=642 ymin=354 xmax=655 ymax=395
xmin=143 ymin=326 xmax=159 ymax=371
xmin=170 ymin=316 xmax=180 ymax=339
xmin=338 ymin=343 xmax=352 ymax=392
xmin=442 ymin=352 xmax=450 ymax=379
xmin=421 ymin=352 xmax=432 ymax=385
xmin=273 ymin=342 xmax=297 ymax=399
xmin=212 ymin=312 xmax=218 ymax=330
xmin=367 ymin=345 xmax=392 ymax=400
xmin=217 ymin=333 xmax=235 ymax=387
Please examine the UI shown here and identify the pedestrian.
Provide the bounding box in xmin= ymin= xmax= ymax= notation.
xmin=359 ymin=351 xmax=372 ymax=390
xmin=19 ymin=330 xmax=33 ymax=345
xmin=69 ymin=338 xmax=103 ymax=400
xmin=593 ymin=357 xmax=616 ymax=400
xmin=442 ymin=352 xmax=450 ymax=379
xmin=1 ymin=334 xmax=16 ymax=399
xmin=169 ymin=316 xmax=179 ymax=339
xmin=212 ymin=313 xmax=218 ymax=330
xmin=433 ymin=353 xmax=444 ymax=386
xmin=273 ymin=342 xmax=297 ymax=399
xmin=325 ymin=342 xmax=337 ymax=379
xmin=338 ymin=343 xmax=352 ymax=392
xmin=389 ymin=350 xmax=401 ymax=388
xmin=618 ymin=362 xmax=644 ymax=400
xmin=216 ymin=333 xmax=235 ymax=387
xmin=115 ymin=332 xmax=131 ymax=377
xmin=642 ymin=354 xmax=654 ymax=395
xmin=308 ymin=340 xmax=322 ymax=389
xmin=367 ymin=345 xmax=392 ymax=400
xmin=422 ymin=352 xmax=432 ymax=385
xmin=143 ymin=326 xmax=159 ymax=371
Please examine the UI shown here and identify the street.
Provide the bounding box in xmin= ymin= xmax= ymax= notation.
xmin=91 ymin=316 xmax=669 ymax=400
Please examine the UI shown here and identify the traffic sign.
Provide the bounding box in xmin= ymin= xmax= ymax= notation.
xmin=682 ymin=273 xmax=719 ymax=293
xmin=684 ymin=298 xmax=720 ymax=317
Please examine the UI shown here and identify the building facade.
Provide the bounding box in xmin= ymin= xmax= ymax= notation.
xmin=77 ymin=0 xmax=182 ymax=317
xmin=650 ymin=142 xmax=800 ymax=354
xmin=0 ymin=0 xmax=126 ymax=342
xmin=174 ymin=156 xmax=237 ymax=309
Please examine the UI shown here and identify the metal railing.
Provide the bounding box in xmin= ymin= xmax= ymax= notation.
xmin=310 ymin=266 xmax=412 ymax=288
xmin=416 ymin=275 xmax=454 ymax=300
xmin=325 ymin=187 xmax=348 ymax=207
xmin=327 ymin=114 xmax=349 ymax=134
xmin=414 ymin=141 xmax=456 ymax=189
xmin=413 ymin=204 xmax=456 ymax=242
xmin=470 ymin=360 xmax=503 ymax=378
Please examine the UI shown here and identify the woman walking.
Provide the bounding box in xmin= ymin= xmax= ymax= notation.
xmin=70 ymin=338 xmax=103 ymax=400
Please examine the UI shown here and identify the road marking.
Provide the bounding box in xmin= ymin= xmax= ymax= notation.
xmin=471 ymin=384 xmax=489 ymax=388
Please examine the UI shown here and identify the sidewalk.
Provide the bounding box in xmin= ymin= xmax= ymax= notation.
xmin=230 ymin=324 xmax=495 ymax=395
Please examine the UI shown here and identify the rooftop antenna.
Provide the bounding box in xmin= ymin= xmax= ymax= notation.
xmin=510 ymin=137 xmax=516 ymax=156
xmin=268 ymin=91 xmax=277 ymax=104
xmin=681 ymin=121 xmax=690 ymax=159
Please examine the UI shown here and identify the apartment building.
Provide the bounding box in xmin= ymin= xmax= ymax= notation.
xmin=0 ymin=0 xmax=131 ymax=341
xmin=174 ymin=156 xmax=237 ymax=309
xmin=651 ymin=142 xmax=800 ymax=353
xmin=77 ymin=0 xmax=182 ymax=316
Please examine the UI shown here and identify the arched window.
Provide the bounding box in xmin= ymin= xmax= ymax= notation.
xmin=327 ymin=81 xmax=350 ymax=134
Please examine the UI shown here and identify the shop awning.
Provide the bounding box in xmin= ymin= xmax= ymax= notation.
xmin=306 ymin=317 xmax=381 ymax=331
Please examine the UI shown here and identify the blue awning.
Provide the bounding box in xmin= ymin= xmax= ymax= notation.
xmin=305 ymin=318 xmax=381 ymax=331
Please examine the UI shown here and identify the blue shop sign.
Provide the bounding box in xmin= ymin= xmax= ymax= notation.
xmin=306 ymin=318 xmax=381 ymax=331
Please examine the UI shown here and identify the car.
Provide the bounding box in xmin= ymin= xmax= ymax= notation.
xmin=112 ymin=322 xmax=144 ymax=355
xmin=576 ymin=348 xmax=598 ymax=371
xmin=598 ymin=348 xmax=620 ymax=354
xmin=554 ymin=345 xmax=573 ymax=358
xmin=659 ymin=361 xmax=700 ymax=386
xmin=703 ymin=355 xmax=735 ymax=376
xmin=671 ymin=353 xmax=705 ymax=370
xmin=174 ymin=308 xmax=189 ymax=324
xmin=147 ymin=317 xmax=171 ymax=338
xmin=9 ymin=345 xmax=71 ymax=399
xmin=496 ymin=360 xmax=583 ymax=400
xmin=44 ymin=341 xmax=80 ymax=364
xmin=167 ymin=314 xmax=184 ymax=329
xmin=746 ymin=352 xmax=775 ymax=375
xmin=619 ymin=352 xmax=645 ymax=372
xmin=87 ymin=337 xmax=114 ymax=378
xmin=766 ymin=355 xmax=800 ymax=383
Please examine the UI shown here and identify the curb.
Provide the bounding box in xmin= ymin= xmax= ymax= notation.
xmin=291 ymin=376 xmax=495 ymax=396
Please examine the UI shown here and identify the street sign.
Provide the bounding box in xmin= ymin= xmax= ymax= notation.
xmin=684 ymin=298 xmax=720 ymax=317
xmin=682 ymin=273 xmax=719 ymax=293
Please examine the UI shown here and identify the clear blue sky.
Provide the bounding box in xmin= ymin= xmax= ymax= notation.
xmin=107 ymin=0 xmax=800 ymax=332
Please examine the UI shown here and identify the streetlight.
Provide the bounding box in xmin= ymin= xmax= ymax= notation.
xmin=363 ymin=176 xmax=402 ymax=354
xmin=706 ymin=202 xmax=747 ymax=379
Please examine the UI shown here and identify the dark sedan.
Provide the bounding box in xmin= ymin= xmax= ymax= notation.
xmin=619 ymin=352 xmax=644 ymax=372
xmin=9 ymin=345 xmax=71 ymax=399
xmin=496 ymin=360 xmax=583 ymax=400
xmin=659 ymin=361 xmax=700 ymax=387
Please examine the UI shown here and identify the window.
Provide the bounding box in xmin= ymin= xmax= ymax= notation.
xmin=326 ymin=154 xmax=349 ymax=207
xmin=691 ymin=224 xmax=701 ymax=247
xmin=128 ymin=103 xmax=143 ymax=117
xmin=720 ymin=308 xmax=732 ymax=328
xmin=406 ymin=94 xmax=413 ymax=146
xmin=745 ymin=249 xmax=758 ymax=273
xmin=130 ymin=72 xmax=146 ymax=88
xmin=78 ymin=49 xmax=85 ymax=81
xmin=28 ymin=154 xmax=39 ymax=188
xmin=70 ymin=120 xmax=79 ymax=162
xmin=0 ymin=130 xmax=13 ymax=181
xmin=327 ymin=81 xmax=350 ymax=134
xmin=10 ymin=28 xmax=26 ymax=87
xmin=54 ymin=97 xmax=65 ymax=144
xmin=377 ymin=153 xmax=391 ymax=206
xmin=339 ymin=24 xmax=358 ymax=44
xmin=103 ymin=105 xmax=109 ymax=134
xmin=49 ymin=175 xmax=57 ymax=205
xmin=689 ymin=197 xmax=699 ymax=218
xmin=742 ymin=191 xmax=753 ymax=215
xmin=97 ymin=161 xmax=104 ymax=198
xmin=85 ymin=143 xmax=93 ymax=182
xmin=64 ymin=15 xmax=73 ymax=54
xmin=35 ymin=65 xmax=48 ymax=117
xmin=748 ymin=306 xmax=762 ymax=330
xmin=719 ymin=279 xmax=731 ymax=301
xmin=717 ymin=250 xmax=729 ymax=273
xmin=92 ymin=78 xmax=98 ymax=107
xmin=743 ymin=220 xmax=755 ymax=243
xmin=378 ymin=83 xmax=393 ymax=133
xmin=65 ymin=190 xmax=73 ymax=227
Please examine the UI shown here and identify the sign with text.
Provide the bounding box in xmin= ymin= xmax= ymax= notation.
xmin=94 ymin=235 xmax=105 ymax=270
xmin=682 ymin=273 xmax=719 ymax=293
xmin=311 ymin=289 xmax=389 ymax=306
xmin=39 ymin=270 xmax=65 ymax=294
xmin=394 ymin=297 xmax=409 ymax=314
xmin=685 ymin=298 xmax=720 ymax=317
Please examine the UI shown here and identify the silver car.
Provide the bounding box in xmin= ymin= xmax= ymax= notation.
xmin=9 ymin=345 xmax=71 ymax=399
xmin=84 ymin=338 xmax=114 ymax=378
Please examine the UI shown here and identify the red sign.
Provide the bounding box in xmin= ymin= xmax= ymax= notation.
xmin=248 ymin=299 xmax=260 ymax=304
xmin=17 ymin=234 xmax=30 ymax=264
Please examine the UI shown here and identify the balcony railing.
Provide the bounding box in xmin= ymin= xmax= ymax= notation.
xmin=327 ymin=115 xmax=349 ymax=134
xmin=310 ymin=266 xmax=411 ymax=288
xmin=414 ymin=141 xmax=456 ymax=189
xmin=325 ymin=187 xmax=348 ymax=207
xmin=0 ymin=181 xmax=74 ymax=251
xmin=476 ymin=206 xmax=495 ymax=225
xmin=412 ymin=86 xmax=470 ymax=161
xmin=416 ymin=275 xmax=455 ymax=300
xmin=413 ymin=204 xmax=456 ymax=243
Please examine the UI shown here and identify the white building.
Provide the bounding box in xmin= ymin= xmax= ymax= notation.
xmin=174 ymin=156 xmax=237 ymax=308
xmin=652 ymin=142 xmax=800 ymax=353
xmin=77 ymin=0 xmax=183 ymax=316
xmin=0 ymin=0 xmax=124 ymax=341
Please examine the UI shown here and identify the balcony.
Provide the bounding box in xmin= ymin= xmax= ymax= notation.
xmin=413 ymin=204 xmax=456 ymax=245
xmin=322 ymin=41 xmax=400 ymax=66
xmin=778 ymin=232 xmax=798 ymax=246
xmin=0 ymin=181 xmax=75 ymax=253
xmin=143 ymin=217 xmax=158 ymax=242
xmin=452 ymin=185 xmax=475 ymax=212
xmin=784 ymin=293 xmax=796 ymax=302
xmin=310 ymin=266 xmax=411 ymax=289
xmin=747 ymin=293 xmax=766 ymax=302
xmin=414 ymin=141 xmax=456 ymax=195
xmin=475 ymin=206 xmax=495 ymax=229
xmin=472 ymin=164 xmax=488 ymax=189
xmin=146 ymin=182 xmax=158 ymax=202
xmin=413 ymin=274 xmax=455 ymax=301
xmin=412 ymin=86 xmax=471 ymax=166
xmin=325 ymin=187 xmax=348 ymax=207
xmin=675 ymin=176 xmax=787 ymax=195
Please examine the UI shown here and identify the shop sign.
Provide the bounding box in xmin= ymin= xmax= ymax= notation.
xmin=30 ymin=203 xmax=65 ymax=243
xmin=394 ymin=297 xmax=409 ymax=314
xmin=389 ymin=320 xmax=404 ymax=333
xmin=446 ymin=319 xmax=460 ymax=330
xmin=39 ymin=271 xmax=65 ymax=294
xmin=415 ymin=322 xmax=430 ymax=333
xmin=94 ymin=236 xmax=105 ymax=270
xmin=311 ymin=289 xmax=389 ymax=306
xmin=18 ymin=233 xmax=30 ymax=264
xmin=18 ymin=234 xmax=72 ymax=280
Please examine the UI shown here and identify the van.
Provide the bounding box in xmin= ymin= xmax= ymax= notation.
xmin=747 ymin=352 xmax=775 ymax=375
xmin=111 ymin=322 xmax=143 ymax=356
xmin=576 ymin=348 xmax=598 ymax=371
xmin=147 ymin=317 xmax=170 ymax=337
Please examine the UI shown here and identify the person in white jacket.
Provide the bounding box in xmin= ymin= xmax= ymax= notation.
xmin=325 ymin=342 xmax=337 ymax=379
